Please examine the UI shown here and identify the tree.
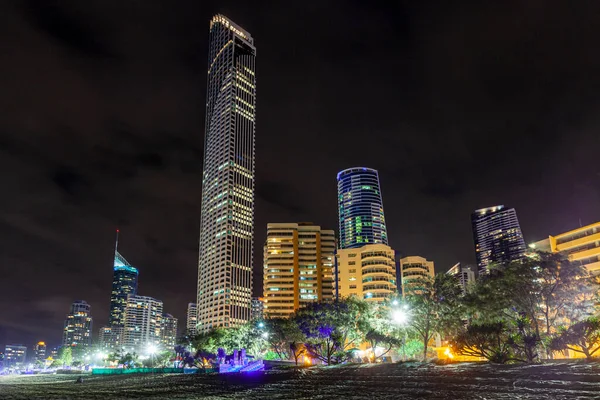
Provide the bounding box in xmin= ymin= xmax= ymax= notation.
xmin=405 ymin=273 xmax=464 ymax=361
xmin=550 ymin=317 xmax=600 ymax=360
xmin=56 ymin=346 xmax=72 ymax=367
xmin=294 ymin=298 xmax=371 ymax=365
xmin=451 ymin=323 xmax=513 ymax=364
xmin=365 ymin=330 xmax=401 ymax=362
xmin=264 ymin=318 xmax=305 ymax=360
xmin=462 ymin=254 xmax=597 ymax=360
xmin=290 ymin=342 xmax=306 ymax=365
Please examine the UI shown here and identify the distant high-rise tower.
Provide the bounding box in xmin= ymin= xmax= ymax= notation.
xmin=337 ymin=167 xmax=388 ymax=249
xmin=62 ymin=300 xmax=93 ymax=348
xmin=186 ymin=303 xmax=198 ymax=336
xmin=109 ymin=231 xmax=138 ymax=326
xmin=161 ymin=313 xmax=178 ymax=349
xmin=33 ymin=341 xmax=46 ymax=363
xmin=122 ymin=295 xmax=163 ymax=351
xmin=471 ymin=205 xmax=526 ymax=272
xmin=197 ymin=15 xmax=257 ymax=332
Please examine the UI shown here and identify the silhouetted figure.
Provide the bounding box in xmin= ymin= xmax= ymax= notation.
xmin=75 ymin=376 xmax=84 ymax=384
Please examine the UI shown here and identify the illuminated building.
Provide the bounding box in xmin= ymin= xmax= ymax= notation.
xmin=263 ymin=223 xmax=335 ymax=318
xmin=123 ymin=295 xmax=163 ymax=351
xmin=186 ymin=303 xmax=198 ymax=336
xmin=447 ymin=263 xmax=476 ymax=294
xmin=33 ymin=341 xmax=46 ymax=362
xmin=197 ymin=14 xmax=256 ymax=332
xmin=109 ymin=243 xmax=139 ymax=326
xmin=400 ymin=256 xmax=435 ymax=296
xmin=161 ymin=313 xmax=178 ymax=349
xmin=531 ymin=221 xmax=600 ymax=275
xmin=337 ymin=167 xmax=388 ymax=249
xmin=251 ymin=297 xmax=264 ymax=320
xmin=471 ymin=205 xmax=526 ymax=272
xmin=62 ymin=300 xmax=93 ymax=348
xmin=98 ymin=326 xmax=124 ymax=351
xmin=4 ymin=345 xmax=26 ymax=367
xmin=336 ymin=244 xmax=397 ymax=303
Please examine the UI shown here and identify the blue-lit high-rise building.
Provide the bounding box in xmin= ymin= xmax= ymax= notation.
xmin=109 ymin=233 xmax=138 ymax=326
xmin=471 ymin=205 xmax=526 ymax=272
xmin=337 ymin=167 xmax=388 ymax=249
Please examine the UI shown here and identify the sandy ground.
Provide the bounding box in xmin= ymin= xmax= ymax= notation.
xmin=1 ymin=362 xmax=599 ymax=399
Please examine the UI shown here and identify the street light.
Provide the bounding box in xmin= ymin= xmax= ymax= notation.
xmin=391 ymin=304 xmax=410 ymax=361
xmin=147 ymin=344 xmax=157 ymax=368
xmin=392 ymin=309 xmax=408 ymax=325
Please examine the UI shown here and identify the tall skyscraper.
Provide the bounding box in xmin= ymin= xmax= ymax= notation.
xmin=161 ymin=313 xmax=178 ymax=349
xmin=197 ymin=15 xmax=257 ymax=332
xmin=62 ymin=300 xmax=93 ymax=348
xmin=98 ymin=326 xmax=124 ymax=351
xmin=337 ymin=167 xmax=388 ymax=249
xmin=33 ymin=341 xmax=46 ymax=363
xmin=447 ymin=263 xmax=476 ymax=294
xmin=336 ymin=244 xmax=397 ymax=303
xmin=186 ymin=303 xmax=197 ymax=336
xmin=471 ymin=205 xmax=526 ymax=272
xmin=263 ymin=223 xmax=335 ymax=318
xmin=251 ymin=297 xmax=264 ymax=320
xmin=109 ymin=232 xmax=139 ymax=327
xmin=122 ymin=295 xmax=163 ymax=351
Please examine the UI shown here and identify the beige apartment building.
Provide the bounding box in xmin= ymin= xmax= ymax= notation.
xmin=532 ymin=221 xmax=600 ymax=275
xmin=400 ymin=256 xmax=435 ymax=296
xmin=263 ymin=223 xmax=335 ymax=318
xmin=337 ymin=244 xmax=397 ymax=303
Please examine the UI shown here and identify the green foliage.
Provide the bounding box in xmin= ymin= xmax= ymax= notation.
xmin=264 ymin=318 xmax=305 ymax=360
xmin=405 ymin=273 xmax=464 ymax=360
xmin=451 ymin=323 xmax=513 ymax=364
xmin=56 ymin=346 xmax=73 ymax=367
xmin=550 ymin=317 xmax=600 ymax=360
xmin=461 ymin=252 xmax=598 ymax=361
xmin=398 ymin=339 xmax=424 ymax=360
xmin=293 ymin=298 xmax=373 ymax=365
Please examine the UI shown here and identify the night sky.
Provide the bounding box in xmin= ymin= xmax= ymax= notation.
xmin=1 ymin=1 xmax=599 ymax=351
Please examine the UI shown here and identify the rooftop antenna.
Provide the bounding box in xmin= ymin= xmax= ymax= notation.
xmin=115 ymin=229 xmax=120 ymax=256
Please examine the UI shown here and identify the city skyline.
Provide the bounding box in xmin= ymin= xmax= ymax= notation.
xmin=1 ymin=1 xmax=599 ymax=351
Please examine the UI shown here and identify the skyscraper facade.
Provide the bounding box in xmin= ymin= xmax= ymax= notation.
xmin=4 ymin=345 xmax=26 ymax=367
xmin=161 ymin=313 xmax=178 ymax=349
xmin=337 ymin=167 xmax=388 ymax=249
xmin=33 ymin=341 xmax=46 ymax=363
xmin=109 ymin=251 xmax=139 ymax=326
xmin=263 ymin=223 xmax=335 ymax=318
xmin=336 ymin=244 xmax=397 ymax=303
xmin=447 ymin=263 xmax=476 ymax=294
xmin=62 ymin=300 xmax=93 ymax=348
xmin=471 ymin=205 xmax=526 ymax=272
xmin=399 ymin=256 xmax=435 ymax=296
xmin=186 ymin=303 xmax=198 ymax=336
xmin=122 ymin=295 xmax=163 ymax=351
xmin=197 ymin=15 xmax=257 ymax=332
xmin=531 ymin=221 xmax=600 ymax=276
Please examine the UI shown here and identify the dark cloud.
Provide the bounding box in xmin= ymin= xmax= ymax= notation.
xmin=1 ymin=0 xmax=600 ymax=350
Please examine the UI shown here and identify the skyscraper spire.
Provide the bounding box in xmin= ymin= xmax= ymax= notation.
xmin=115 ymin=229 xmax=120 ymax=257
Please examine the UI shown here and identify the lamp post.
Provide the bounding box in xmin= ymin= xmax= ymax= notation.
xmin=392 ymin=303 xmax=410 ymax=361
xmin=147 ymin=344 xmax=157 ymax=369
